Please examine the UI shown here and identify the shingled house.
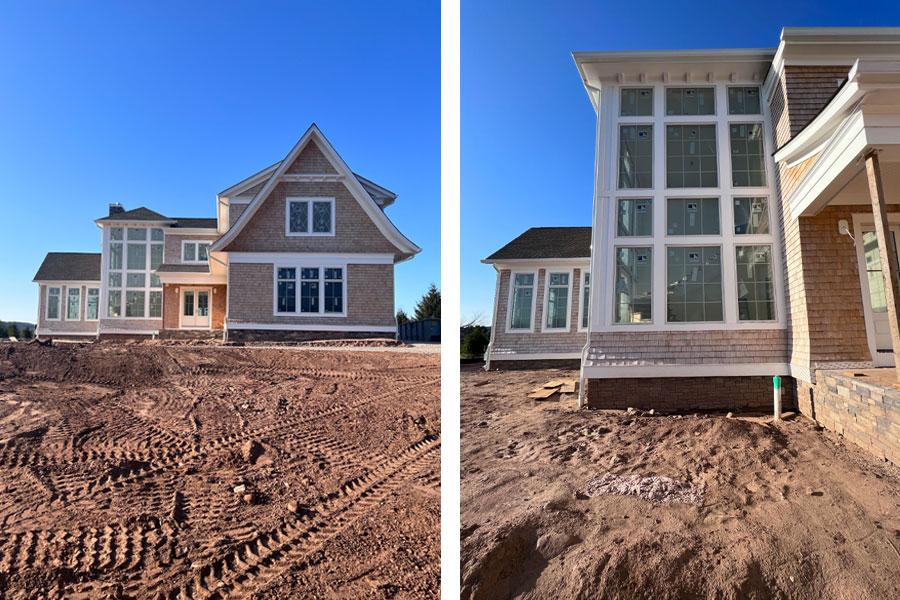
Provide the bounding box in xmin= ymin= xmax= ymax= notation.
xmin=33 ymin=124 xmax=420 ymax=341
xmin=483 ymin=28 xmax=900 ymax=464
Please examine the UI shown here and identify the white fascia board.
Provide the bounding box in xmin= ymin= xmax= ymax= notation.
xmin=226 ymin=322 xmax=396 ymax=333
xmin=582 ymin=362 xmax=790 ymax=379
xmin=228 ymin=252 xmax=395 ymax=265
xmin=218 ymin=162 xmax=279 ymax=198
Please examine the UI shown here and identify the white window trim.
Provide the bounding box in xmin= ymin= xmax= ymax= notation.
xmin=595 ymin=80 xmax=786 ymax=333
xmin=664 ymin=243 xmax=725 ymax=325
xmin=663 ymin=85 xmax=718 ymax=117
xmin=612 ymin=245 xmax=654 ymax=326
xmin=617 ymin=123 xmax=654 ymax=190
xmin=181 ymin=240 xmax=214 ymax=264
xmin=578 ymin=270 xmax=591 ymax=332
xmin=728 ymin=120 xmax=768 ymax=189
xmin=272 ymin=263 xmax=348 ymax=318
xmin=615 ymin=197 xmax=654 ymax=239
xmin=285 ymin=197 xmax=336 ymax=237
xmin=85 ymin=287 xmax=100 ymax=322
xmin=103 ymin=226 xmax=164 ymax=320
xmin=664 ymin=195 xmax=722 ymax=237
xmin=726 ymin=85 xmax=762 ymax=117
xmin=66 ymin=286 xmax=82 ymax=321
xmin=664 ymin=122 xmax=720 ymax=190
xmin=541 ymin=268 xmax=574 ymax=333
xmin=506 ymin=269 xmax=538 ymax=333
xmin=46 ymin=286 xmax=61 ymax=321
xmin=178 ymin=287 xmax=211 ymax=330
xmin=733 ymin=243 xmax=779 ymax=325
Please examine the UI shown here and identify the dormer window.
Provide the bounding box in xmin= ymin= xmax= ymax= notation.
xmin=182 ymin=241 xmax=211 ymax=263
xmin=286 ymin=197 xmax=335 ymax=236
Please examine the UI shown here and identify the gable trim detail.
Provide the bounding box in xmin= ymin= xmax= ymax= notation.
xmin=211 ymin=124 xmax=420 ymax=256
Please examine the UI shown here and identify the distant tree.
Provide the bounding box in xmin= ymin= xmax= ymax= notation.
xmin=414 ymin=284 xmax=441 ymax=320
xmin=461 ymin=326 xmax=489 ymax=358
xmin=21 ymin=328 xmax=32 ymax=340
xmin=396 ymin=309 xmax=410 ymax=326
xmin=7 ymin=324 xmax=19 ymax=339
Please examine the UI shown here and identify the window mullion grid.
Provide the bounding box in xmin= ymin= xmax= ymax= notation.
xmin=715 ymin=82 xmax=738 ymax=326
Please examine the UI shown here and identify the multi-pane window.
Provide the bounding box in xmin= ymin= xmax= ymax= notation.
xmin=125 ymin=291 xmax=145 ymax=318
xmin=666 ymin=125 xmax=718 ymax=188
xmin=67 ymin=287 xmax=81 ymax=320
xmin=666 ymin=246 xmax=723 ymax=322
xmin=620 ymin=88 xmax=653 ymax=116
xmin=287 ymin=199 xmax=334 ymax=235
xmin=301 ymin=268 xmax=320 ymax=313
xmin=276 ymin=268 xmax=296 ymax=313
xmin=86 ymin=288 xmax=99 ymax=321
xmin=614 ymin=247 xmax=652 ymax=324
xmin=581 ymin=272 xmax=590 ymax=329
xmin=665 ymin=87 xmax=715 ymax=115
xmin=667 ymin=198 xmax=719 ymax=235
xmin=617 ymin=198 xmax=652 ymax=236
xmin=545 ymin=272 xmax=570 ymax=330
xmin=150 ymin=244 xmax=163 ymax=287
xmin=108 ymin=291 xmax=122 ymax=318
xmin=509 ymin=273 xmax=535 ymax=330
xmin=736 ymin=245 xmax=776 ymax=321
xmin=108 ymin=227 xmax=163 ymax=318
xmin=618 ymin=125 xmax=653 ymax=189
xmin=863 ymin=232 xmax=892 ymax=315
xmin=324 ymin=268 xmax=344 ymax=313
xmin=730 ymin=123 xmax=766 ymax=187
xmin=47 ymin=287 xmax=60 ymax=320
xmin=728 ymin=87 xmax=761 ymax=115
xmin=127 ymin=243 xmax=146 ymax=270
xmin=733 ymin=197 xmax=769 ymax=234
xmin=182 ymin=242 xmax=210 ymax=263
xmin=149 ymin=291 xmax=163 ymax=318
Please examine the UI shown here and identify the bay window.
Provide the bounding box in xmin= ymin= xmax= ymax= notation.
xmin=106 ymin=227 xmax=163 ymax=318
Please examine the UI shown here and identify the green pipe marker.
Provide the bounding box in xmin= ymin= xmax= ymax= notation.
xmin=773 ymin=375 xmax=781 ymax=390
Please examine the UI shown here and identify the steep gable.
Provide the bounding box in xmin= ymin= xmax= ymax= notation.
xmin=285 ymin=143 xmax=337 ymax=175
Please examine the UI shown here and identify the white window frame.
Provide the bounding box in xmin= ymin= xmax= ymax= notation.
xmin=595 ymin=80 xmax=784 ymax=332
xmin=664 ymin=244 xmax=725 ymax=325
xmin=733 ymin=243 xmax=778 ymax=324
xmin=578 ymin=270 xmax=591 ymax=332
xmin=271 ymin=263 xmax=347 ymax=317
xmin=664 ymin=123 xmax=720 ymax=190
xmin=85 ymin=287 xmax=100 ymax=322
xmin=542 ymin=269 xmax=574 ymax=333
xmin=612 ymin=245 xmax=654 ymax=325
xmin=66 ymin=286 xmax=82 ymax=321
xmin=665 ymin=196 xmax=722 ymax=237
xmin=728 ymin=121 xmax=768 ymax=188
xmin=102 ymin=225 xmax=165 ymax=320
xmin=285 ymin=197 xmax=336 ymax=237
xmin=46 ymin=286 xmax=61 ymax=321
xmin=617 ymin=124 xmax=654 ymax=190
xmin=506 ymin=269 xmax=538 ymax=333
xmin=181 ymin=240 xmax=214 ymax=264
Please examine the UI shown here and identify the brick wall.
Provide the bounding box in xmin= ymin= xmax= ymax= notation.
xmin=489 ymin=267 xmax=589 ymax=358
xmin=227 ymin=262 xmax=394 ymax=327
xmin=585 ymin=376 xmax=795 ymax=413
xmin=803 ymin=371 xmax=900 ymax=466
xmin=586 ymin=330 xmax=788 ymax=366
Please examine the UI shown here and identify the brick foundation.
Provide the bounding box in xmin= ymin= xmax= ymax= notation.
xmin=799 ymin=372 xmax=900 ymax=466
xmin=225 ymin=329 xmax=394 ymax=343
xmin=585 ymin=376 xmax=796 ymax=413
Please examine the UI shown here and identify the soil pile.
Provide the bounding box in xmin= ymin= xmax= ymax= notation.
xmin=461 ymin=366 xmax=900 ymax=600
xmin=0 ymin=343 xmax=439 ymax=598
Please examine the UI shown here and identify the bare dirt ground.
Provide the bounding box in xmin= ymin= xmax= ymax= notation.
xmin=0 ymin=342 xmax=440 ymax=599
xmin=461 ymin=366 xmax=900 ymax=600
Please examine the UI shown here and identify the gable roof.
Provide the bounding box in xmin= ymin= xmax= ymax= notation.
xmin=483 ymin=227 xmax=592 ymax=262
xmin=95 ymin=207 xmax=174 ymax=223
xmin=211 ymin=124 xmax=419 ymax=256
xmin=33 ymin=252 xmax=101 ymax=282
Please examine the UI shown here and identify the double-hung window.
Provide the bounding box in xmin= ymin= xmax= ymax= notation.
xmin=544 ymin=272 xmax=570 ymax=330
xmin=509 ymin=273 xmax=535 ymax=330
xmin=286 ymin=198 xmax=335 ymax=236
xmin=275 ymin=266 xmax=345 ymax=315
xmin=46 ymin=287 xmax=61 ymax=320
xmin=67 ymin=287 xmax=81 ymax=320
xmin=614 ymin=247 xmax=652 ymax=324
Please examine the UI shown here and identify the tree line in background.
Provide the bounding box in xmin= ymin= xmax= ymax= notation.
xmin=396 ymin=283 xmax=441 ymax=325
xmin=1 ymin=322 xmax=34 ymax=339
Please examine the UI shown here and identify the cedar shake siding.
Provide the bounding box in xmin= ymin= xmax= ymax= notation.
xmin=489 ymin=267 xmax=588 ymax=361
xmin=36 ymin=283 xmax=99 ymax=336
xmin=769 ymin=65 xmax=850 ymax=144
xmin=285 ymin=143 xmax=337 ymax=174
xmin=225 ymin=180 xmax=398 ymax=255
xmin=227 ymin=263 xmax=395 ymax=328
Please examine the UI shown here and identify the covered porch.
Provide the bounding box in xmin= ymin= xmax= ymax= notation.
xmin=155 ymin=264 xmax=227 ymax=337
xmin=776 ymin=58 xmax=900 ymax=377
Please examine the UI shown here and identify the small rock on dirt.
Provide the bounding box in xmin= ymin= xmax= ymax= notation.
xmin=233 ymin=484 xmax=246 ymax=494
xmin=242 ymin=440 xmax=264 ymax=463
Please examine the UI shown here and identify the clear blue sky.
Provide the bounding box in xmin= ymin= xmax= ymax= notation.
xmin=0 ymin=1 xmax=438 ymax=323
xmin=462 ymin=0 xmax=900 ymax=325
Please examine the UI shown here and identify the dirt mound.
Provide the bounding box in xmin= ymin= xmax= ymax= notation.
xmin=461 ymin=366 xmax=900 ymax=600
xmin=0 ymin=344 xmax=439 ymax=598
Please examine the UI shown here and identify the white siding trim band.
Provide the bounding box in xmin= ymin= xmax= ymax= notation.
xmin=226 ymin=322 xmax=396 ymax=333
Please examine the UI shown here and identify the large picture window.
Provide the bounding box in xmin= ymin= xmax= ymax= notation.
xmin=666 ymin=246 xmax=723 ymax=322
xmin=736 ymin=245 xmax=776 ymax=321
xmin=509 ymin=272 xmax=535 ymax=330
xmin=667 ymin=198 xmax=720 ymax=236
xmin=666 ymin=87 xmax=715 ymax=115
xmin=666 ymin=125 xmax=718 ymax=188
xmin=730 ymin=123 xmax=766 ymax=187
xmin=275 ymin=266 xmax=345 ymax=315
xmin=286 ymin=198 xmax=335 ymax=236
xmin=67 ymin=287 xmax=81 ymax=320
xmin=614 ymin=247 xmax=652 ymax=324
xmin=618 ymin=125 xmax=653 ymax=189
xmin=617 ymin=198 xmax=652 ymax=237
xmin=544 ymin=272 xmax=570 ymax=330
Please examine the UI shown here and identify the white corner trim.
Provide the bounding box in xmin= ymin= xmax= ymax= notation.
xmin=226 ymin=322 xmax=396 ymax=333
xmin=284 ymin=197 xmax=336 ymax=237
xmin=210 ymin=124 xmax=420 ymax=255
xmin=582 ymin=362 xmax=790 ymax=379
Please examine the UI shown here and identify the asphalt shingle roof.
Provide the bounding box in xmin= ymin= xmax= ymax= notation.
xmin=33 ymin=253 xmax=101 ymax=282
xmin=484 ymin=227 xmax=592 ymax=261
xmin=96 ymin=207 xmax=173 ymax=222
xmin=172 ymin=217 xmax=218 ymax=229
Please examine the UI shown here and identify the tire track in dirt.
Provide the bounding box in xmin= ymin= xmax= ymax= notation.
xmin=156 ymin=435 xmax=440 ymax=600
